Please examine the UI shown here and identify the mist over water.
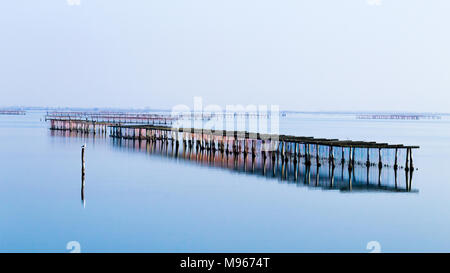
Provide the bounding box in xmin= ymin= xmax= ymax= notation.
xmin=1 ymin=111 xmax=449 ymax=252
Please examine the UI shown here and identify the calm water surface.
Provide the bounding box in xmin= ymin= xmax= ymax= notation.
xmin=1 ymin=111 xmax=449 ymax=252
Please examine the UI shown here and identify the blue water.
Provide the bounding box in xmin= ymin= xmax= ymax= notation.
xmin=1 ymin=111 xmax=449 ymax=252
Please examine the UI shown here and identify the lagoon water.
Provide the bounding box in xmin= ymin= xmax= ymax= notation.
xmin=1 ymin=111 xmax=450 ymax=252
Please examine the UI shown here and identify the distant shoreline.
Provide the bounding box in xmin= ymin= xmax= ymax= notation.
xmin=0 ymin=106 xmax=447 ymax=117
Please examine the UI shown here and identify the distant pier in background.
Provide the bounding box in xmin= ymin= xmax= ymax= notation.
xmin=45 ymin=111 xmax=177 ymax=135
xmin=356 ymin=114 xmax=441 ymax=120
xmin=0 ymin=110 xmax=26 ymax=115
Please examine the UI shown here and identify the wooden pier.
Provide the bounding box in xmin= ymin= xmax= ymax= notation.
xmin=46 ymin=113 xmax=420 ymax=177
xmin=108 ymin=124 xmax=419 ymax=172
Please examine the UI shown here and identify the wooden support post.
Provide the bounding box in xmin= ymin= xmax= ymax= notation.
xmin=394 ymin=148 xmax=398 ymax=170
xmin=316 ymin=144 xmax=320 ymax=166
xmin=293 ymin=143 xmax=298 ymax=162
xmin=366 ymin=148 xmax=370 ymax=167
xmin=244 ymin=139 xmax=248 ymax=156
xmin=378 ymin=148 xmax=382 ymax=169
xmin=304 ymin=144 xmax=310 ymax=165
xmin=409 ymin=148 xmax=414 ymax=171
xmin=252 ymin=139 xmax=256 ymax=155
xmin=352 ymin=147 xmax=356 ymax=167
xmin=81 ymin=144 xmax=86 ymax=205
xmin=405 ymin=148 xmax=410 ymax=171
xmin=285 ymin=142 xmax=289 ymax=162
xmin=330 ymin=146 xmax=335 ymax=167
xmin=348 ymin=147 xmax=353 ymax=170
xmin=262 ymin=140 xmax=266 ymax=159
xmin=81 ymin=144 xmax=86 ymax=177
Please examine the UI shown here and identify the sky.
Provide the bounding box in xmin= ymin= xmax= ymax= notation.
xmin=0 ymin=0 xmax=449 ymax=112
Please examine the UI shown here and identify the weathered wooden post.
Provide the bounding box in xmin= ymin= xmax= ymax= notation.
xmin=262 ymin=140 xmax=267 ymax=159
xmin=409 ymin=148 xmax=414 ymax=171
xmin=405 ymin=148 xmax=410 ymax=171
xmin=251 ymin=139 xmax=256 ymax=156
xmin=352 ymin=147 xmax=356 ymax=167
xmin=244 ymin=139 xmax=248 ymax=157
xmin=189 ymin=134 xmax=193 ymax=149
xmin=81 ymin=144 xmax=86 ymax=204
xmin=316 ymin=144 xmax=321 ymax=167
xmin=366 ymin=148 xmax=370 ymax=167
xmin=305 ymin=144 xmax=311 ymax=166
xmin=225 ymin=138 xmax=229 ymax=154
xmin=348 ymin=147 xmax=353 ymax=170
xmin=378 ymin=148 xmax=383 ymax=169
xmin=285 ymin=142 xmax=289 ymax=163
xmin=394 ymin=148 xmax=398 ymax=170
xmin=219 ymin=137 xmax=224 ymax=153
xmin=329 ymin=146 xmax=334 ymax=166
xmin=81 ymin=143 xmax=86 ymax=170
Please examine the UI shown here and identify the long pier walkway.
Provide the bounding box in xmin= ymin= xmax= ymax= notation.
xmin=46 ymin=112 xmax=420 ymax=177
xmin=107 ymin=124 xmax=419 ymax=172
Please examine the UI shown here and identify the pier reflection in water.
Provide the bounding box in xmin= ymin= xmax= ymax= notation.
xmin=108 ymin=136 xmax=416 ymax=193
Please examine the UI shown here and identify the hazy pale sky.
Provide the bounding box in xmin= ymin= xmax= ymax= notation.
xmin=0 ymin=0 xmax=449 ymax=112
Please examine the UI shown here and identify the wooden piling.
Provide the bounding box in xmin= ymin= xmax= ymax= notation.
xmin=378 ymin=148 xmax=382 ymax=169
xmin=394 ymin=148 xmax=398 ymax=170
xmin=409 ymin=148 xmax=414 ymax=171
xmin=81 ymin=144 xmax=86 ymax=203
xmin=81 ymin=144 xmax=86 ymax=175
xmin=348 ymin=147 xmax=353 ymax=170
xmin=316 ymin=144 xmax=321 ymax=166
xmin=366 ymin=148 xmax=370 ymax=167
xmin=405 ymin=148 xmax=410 ymax=171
